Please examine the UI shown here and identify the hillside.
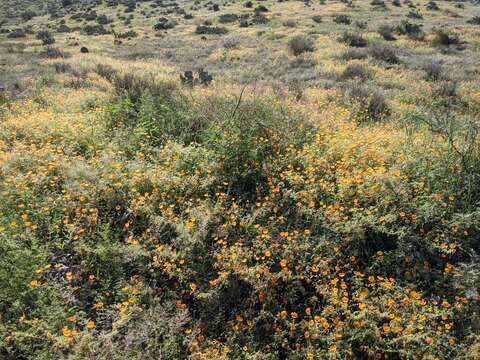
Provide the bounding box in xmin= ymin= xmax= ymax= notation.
xmin=0 ymin=0 xmax=479 ymax=359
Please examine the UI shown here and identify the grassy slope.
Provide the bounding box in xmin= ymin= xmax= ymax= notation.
xmin=0 ymin=0 xmax=480 ymax=359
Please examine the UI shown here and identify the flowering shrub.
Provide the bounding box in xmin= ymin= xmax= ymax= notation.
xmin=0 ymin=78 xmax=479 ymax=359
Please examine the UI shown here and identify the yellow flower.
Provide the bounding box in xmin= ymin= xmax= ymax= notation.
xmin=30 ymin=279 xmax=39 ymax=287
xmin=86 ymin=320 xmax=95 ymax=329
xmin=280 ymin=259 xmax=288 ymax=267
xmin=189 ymin=283 xmax=197 ymax=292
xmin=358 ymin=303 xmax=366 ymax=310
xmin=264 ymin=250 xmax=271 ymax=257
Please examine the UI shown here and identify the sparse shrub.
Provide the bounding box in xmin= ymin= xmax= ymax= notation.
xmin=115 ymin=30 xmax=138 ymax=39
xmin=42 ymin=47 xmax=69 ymax=59
xmin=312 ymin=15 xmax=322 ymax=23
xmin=57 ymin=24 xmax=72 ymax=33
xmin=392 ymin=0 xmax=401 ymax=6
xmin=195 ymin=25 xmax=228 ymax=35
xmin=355 ymin=20 xmax=368 ymax=29
xmin=96 ymin=14 xmax=112 ymax=25
xmin=432 ymin=29 xmax=461 ymax=47
xmin=345 ymin=83 xmax=390 ymax=122
xmin=290 ymin=55 xmax=318 ymax=68
xmin=422 ymin=60 xmax=443 ymax=81
xmin=407 ymin=9 xmax=423 ymax=19
xmin=378 ymin=24 xmax=396 ymax=40
xmin=254 ymin=5 xmax=269 ymax=13
xmin=21 ymin=11 xmax=37 ymax=21
xmin=341 ymin=64 xmax=372 ymax=80
xmin=368 ymin=44 xmax=400 ymax=64
xmin=341 ymin=48 xmax=368 ymax=60
xmin=283 ymin=20 xmax=297 ymax=27
xmin=252 ymin=13 xmax=269 ymax=24
xmin=53 ymin=62 xmax=71 ymax=74
xmin=95 ymin=63 xmax=118 ymax=81
xmin=223 ymin=37 xmax=240 ymax=49
xmin=371 ymin=0 xmax=387 ymax=7
xmin=339 ymin=32 xmax=367 ymax=47
xmin=333 ymin=14 xmax=352 ymax=24
xmin=7 ymin=29 xmax=26 ymax=38
xmin=219 ymin=13 xmax=239 ymax=23
xmin=396 ymin=20 xmax=424 ymax=40
xmin=82 ymin=24 xmax=109 ymax=35
xmin=36 ymin=31 xmax=55 ymax=46
xmin=466 ymin=16 xmax=480 ymax=25
xmin=436 ymin=79 xmax=457 ymax=97
xmin=154 ymin=18 xmax=176 ymax=30
xmin=288 ymin=35 xmax=316 ymax=56
xmin=426 ymin=1 xmax=440 ymax=10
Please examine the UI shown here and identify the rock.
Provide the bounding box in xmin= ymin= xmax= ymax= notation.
xmin=80 ymin=46 xmax=89 ymax=53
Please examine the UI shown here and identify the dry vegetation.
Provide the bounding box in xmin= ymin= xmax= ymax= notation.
xmin=0 ymin=0 xmax=480 ymax=359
